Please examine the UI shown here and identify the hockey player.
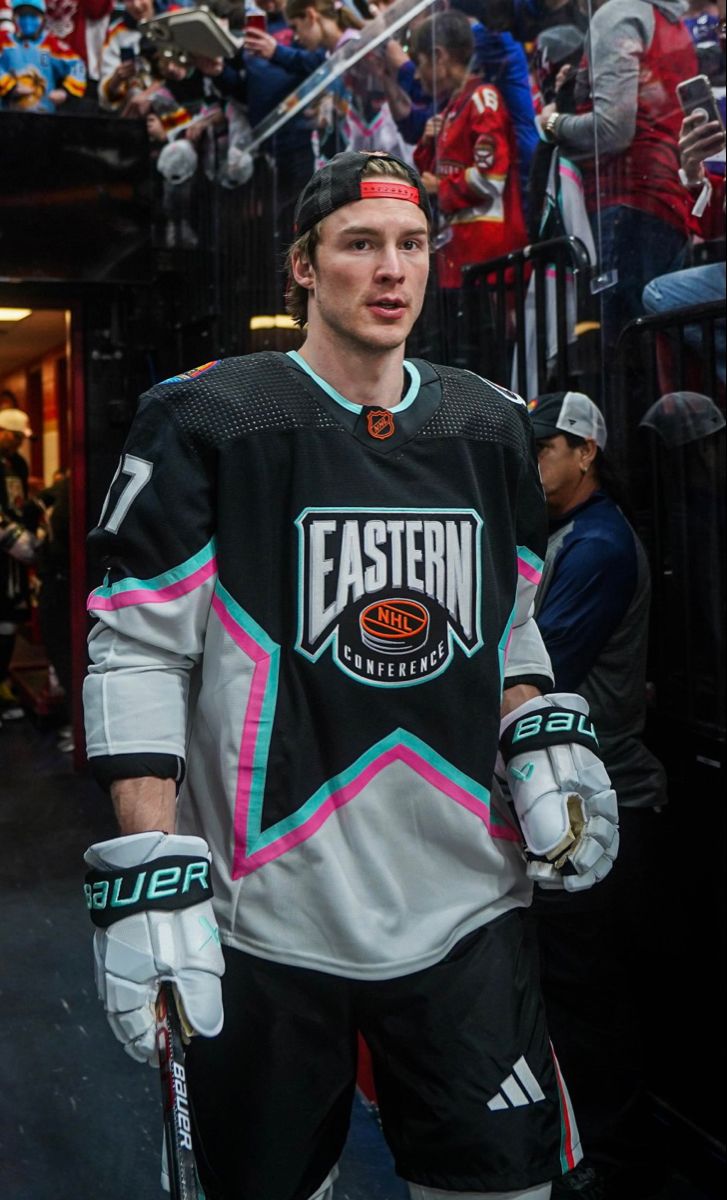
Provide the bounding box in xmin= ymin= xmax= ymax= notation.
xmin=83 ymin=150 xmax=619 ymax=1200
xmin=0 ymin=0 xmax=86 ymax=110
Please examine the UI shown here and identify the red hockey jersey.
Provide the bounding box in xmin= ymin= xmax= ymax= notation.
xmin=414 ymin=77 xmax=527 ymax=288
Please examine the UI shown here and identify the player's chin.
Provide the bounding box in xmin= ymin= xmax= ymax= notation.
xmin=364 ymin=314 xmax=417 ymax=347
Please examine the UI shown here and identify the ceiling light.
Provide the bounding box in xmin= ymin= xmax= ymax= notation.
xmin=249 ymin=314 xmax=297 ymax=331
xmin=0 ymin=308 xmax=32 ymax=322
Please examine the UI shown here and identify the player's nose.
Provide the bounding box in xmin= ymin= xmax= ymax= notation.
xmin=374 ymin=242 xmax=406 ymax=280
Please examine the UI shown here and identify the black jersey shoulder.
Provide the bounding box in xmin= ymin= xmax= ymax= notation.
xmin=413 ymin=361 xmax=532 ymax=459
xmin=141 ymin=352 xmax=340 ymax=450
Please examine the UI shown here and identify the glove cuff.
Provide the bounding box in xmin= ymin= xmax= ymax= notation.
xmin=499 ymin=696 xmax=600 ymax=765
xmin=83 ymin=832 xmax=214 ymax=929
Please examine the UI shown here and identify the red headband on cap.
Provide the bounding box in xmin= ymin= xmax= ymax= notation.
xmin=359 ymin=180 xmax=422 ymax=204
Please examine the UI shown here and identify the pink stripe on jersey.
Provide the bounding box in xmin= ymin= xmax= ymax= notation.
xmin=517 ymin=555 xmax=542 ymax=585
xmin=235 ymin=740 xmax=521 ymax=878
xmin=87 ymin=557 xmax=218 ymax=611
xmin=210 ymin=595 xmax=275 ymax=879
xmin=559 ymin=164 xmax=583 ymax=188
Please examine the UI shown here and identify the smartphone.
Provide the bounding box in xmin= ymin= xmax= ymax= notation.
xmin=120 ymin=45 xmax=136 ymax=63
xmin=676 ymin=74 xmax=724 ymax=129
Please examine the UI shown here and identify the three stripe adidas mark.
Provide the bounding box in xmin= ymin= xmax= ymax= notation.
xmin=486 ymin=1056 xmax=545 ymax=1111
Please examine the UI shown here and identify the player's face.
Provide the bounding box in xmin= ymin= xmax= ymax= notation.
xmin=297 ymin=197 xmax=430 ymax=354
xmin=536 ymin=435 xmax=591 ymax=514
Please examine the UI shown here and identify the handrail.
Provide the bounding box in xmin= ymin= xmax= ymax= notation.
xmin=617 ymin=299 xmax=724 ymax=342
xmin=459 ymin=235 xmax=594 ymax=395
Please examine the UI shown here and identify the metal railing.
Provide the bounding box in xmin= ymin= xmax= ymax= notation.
xmin=460 ymin=235 xmax=595 ymax=397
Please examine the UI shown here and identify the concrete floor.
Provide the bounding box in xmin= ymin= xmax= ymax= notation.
xmin=0 ymin=715 xmax=720 ymax=1200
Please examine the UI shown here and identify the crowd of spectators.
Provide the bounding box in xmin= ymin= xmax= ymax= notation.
xmin=0 ymin=6 xmax=724 ymax=1198
xmin=1 ymin=0 xmax=723 ymax=350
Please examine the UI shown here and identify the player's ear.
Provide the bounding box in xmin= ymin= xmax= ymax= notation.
xmin=291 ymin=248 xmax=315 ymax=291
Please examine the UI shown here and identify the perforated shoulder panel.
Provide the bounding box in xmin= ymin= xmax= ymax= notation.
xmin=149 ymin=353 xmax=340 ymax=451
xmin=420 ymin=364 xmax=531 ymax=459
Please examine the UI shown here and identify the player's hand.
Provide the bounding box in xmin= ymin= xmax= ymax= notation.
xmin=499 ymin=693 xmax=619 ymax=891
xmin=84 ymin=832 xmax=225 ymax=1064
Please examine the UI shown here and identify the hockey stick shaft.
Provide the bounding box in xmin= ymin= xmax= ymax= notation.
xmin=156 ymin=982 xmax=201 ymax=1200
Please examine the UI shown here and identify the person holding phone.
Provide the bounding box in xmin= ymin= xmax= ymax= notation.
xmin=98 ymin=0 xmax=155 ymax=111
xmin=535 ymin=0 xmax=699 ymax=351
xmin=642 ymin=107 xmax=726 ymax=383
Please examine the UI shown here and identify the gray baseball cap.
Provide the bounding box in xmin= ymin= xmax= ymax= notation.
xmin=527 ymin=391 xmax=607 ymax=451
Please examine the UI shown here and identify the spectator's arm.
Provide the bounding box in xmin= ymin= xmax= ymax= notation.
xmin=413 ymin=128 xmax=436 ymax=176
xmin=53 ymin=43 xmax=87 ymax=101
xmin=0 ymin=65 xmax=16 ymax=101
xmin=551 ymin=0 xmax=654 ymax=157
xmin=270 ymin=41 xmax=326 ymax=80
xmin=99 ymin=30 xmax=135 ymax=109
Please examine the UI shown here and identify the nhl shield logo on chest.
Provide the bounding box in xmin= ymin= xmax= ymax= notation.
xmin=366 ymin=409 xmax=396 ymax=440
xmin=295 ymin=507 xmax=484 ymax=687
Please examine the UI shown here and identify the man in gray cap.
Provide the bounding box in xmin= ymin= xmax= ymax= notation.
xmin=528 ymin=390 xmax=667 ymax=1200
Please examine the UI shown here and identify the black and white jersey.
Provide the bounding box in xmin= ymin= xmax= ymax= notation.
xmin=84 ymin=352 xmax=553 ymax=979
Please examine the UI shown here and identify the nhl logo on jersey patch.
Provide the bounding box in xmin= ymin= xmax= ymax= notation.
xmin=360 ymin=598 xmax=429 ymax=654
xmin=366 ymin=409 xmax=395 ymax=440
xmin=295 ymin=507 xmax=483 ymax=687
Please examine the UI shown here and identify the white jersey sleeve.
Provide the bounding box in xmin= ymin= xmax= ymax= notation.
xmin=497 ymin=386 xmax=553 ymax=690
xmin=83 ymin=382 xmax=218 ymax=771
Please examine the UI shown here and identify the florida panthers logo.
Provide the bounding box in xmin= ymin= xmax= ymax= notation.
xmin=295 ymin=507 xmax=483 ymax=687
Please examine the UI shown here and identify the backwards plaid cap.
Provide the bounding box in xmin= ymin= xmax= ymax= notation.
xmin=293 ymin=151 xmax=432 ymax=237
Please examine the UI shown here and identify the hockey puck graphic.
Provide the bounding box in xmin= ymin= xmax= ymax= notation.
xmin=360 ymin=597 xmax=430 ymax=654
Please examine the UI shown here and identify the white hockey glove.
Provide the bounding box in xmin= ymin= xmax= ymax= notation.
xmin=84 ymin=831 xmax=225 ymax=1064
xmin=498 ymin=693 xmax=619 ymax=892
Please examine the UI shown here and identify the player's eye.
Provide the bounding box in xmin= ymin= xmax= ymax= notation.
xmin=350 ymin=239 xmax=371 ymax=251
xmin=402 ymin=239 xmax=424 ymax=251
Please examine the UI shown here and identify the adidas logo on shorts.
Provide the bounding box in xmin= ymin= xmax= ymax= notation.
xmin=486 ymin=1056 xmax=545 ymax=1110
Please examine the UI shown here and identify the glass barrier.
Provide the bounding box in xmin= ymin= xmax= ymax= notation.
xmin=1 ymin=0 xmax=723 ymax=745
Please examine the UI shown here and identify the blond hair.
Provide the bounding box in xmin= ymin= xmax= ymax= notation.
xmin=285 ymin=154 xmax=427 ymax=328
